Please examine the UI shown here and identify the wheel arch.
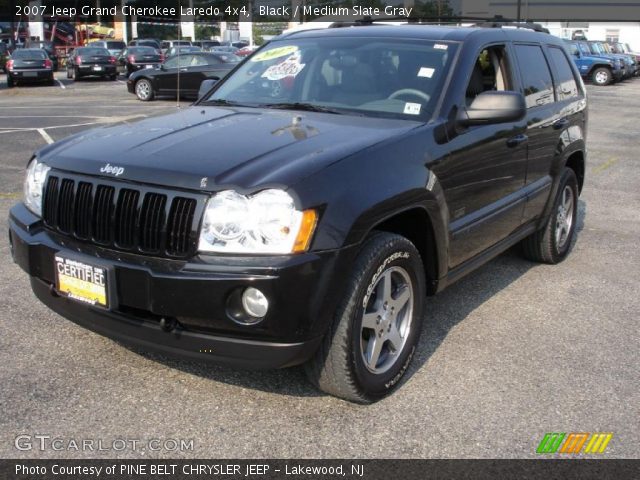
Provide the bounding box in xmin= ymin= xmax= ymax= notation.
xmin=587 ymin=63 xmax=612 ymax=75
xmin=364 ymin=206 xmax=443 ymax=296
xmin=565 ymin=150 xmax=585 ymax=194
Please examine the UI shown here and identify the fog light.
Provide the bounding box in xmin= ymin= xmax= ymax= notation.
xmin=241 ymin=288 xmax=269 ymax=319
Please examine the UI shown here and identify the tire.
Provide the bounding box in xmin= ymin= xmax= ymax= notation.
xmin=135 ymin=78 xmax=154 ymax=101
xmin=592 ymin=67 xmax=612 ymax=86
xmin=48 ymin=75 xmax=55 ymax=86
xmin=72 ymin=68 xmax=80 ymax=81
xmin=66 ymin=67 xmax=72 ymax=79
xmin=109 ymin=74 xmax=117 ymax=81
xmin=7 ymin=75 xmax=14 ymax=88
xmin=305 ymin=232 xmax=426 ymax=403
xmin=521 ymin=167 xmax=579 ymax=264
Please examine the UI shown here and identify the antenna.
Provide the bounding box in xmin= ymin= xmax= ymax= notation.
xmin=177 ymin=0 xmax=181 ymax=108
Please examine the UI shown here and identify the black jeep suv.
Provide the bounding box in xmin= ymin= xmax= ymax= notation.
xmin=9 ymin=24 xmax=586 ymax=403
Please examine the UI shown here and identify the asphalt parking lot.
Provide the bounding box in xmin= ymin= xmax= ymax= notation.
xmin=0 ymin=71 xmax=638 ymax=459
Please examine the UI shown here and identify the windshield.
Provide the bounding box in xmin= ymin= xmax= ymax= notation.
xmin=204 ymin=37 xmax=457 ymax=120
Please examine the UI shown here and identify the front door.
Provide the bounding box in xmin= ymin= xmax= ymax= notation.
xmin=432 ymin=44 xmax=528 ymax=267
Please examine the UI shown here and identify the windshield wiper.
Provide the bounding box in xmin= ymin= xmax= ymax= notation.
xmin=201 ymin=99 xmax=253 ymax=107
xmin=260 ymin=102 xmax=343 ymax=114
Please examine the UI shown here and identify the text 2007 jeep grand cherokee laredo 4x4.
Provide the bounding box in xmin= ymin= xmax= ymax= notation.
xmin=9 ymin=23 xmax=586 ymax=403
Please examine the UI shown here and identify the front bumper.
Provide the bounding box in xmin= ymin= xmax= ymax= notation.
xmin=9 ymin=203 xmax=355 ymax=369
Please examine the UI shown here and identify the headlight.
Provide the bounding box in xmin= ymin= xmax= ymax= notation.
xmin=198 ymin=189 xmax=317 ymax=254
xmin=23 ymin=158 xmax=50 ymax=216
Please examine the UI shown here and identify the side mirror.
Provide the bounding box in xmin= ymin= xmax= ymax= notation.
xmin=198 ymin=78 xmax=218 ymax=99
xmin=457 ymin=91 xmax=526 ymax=127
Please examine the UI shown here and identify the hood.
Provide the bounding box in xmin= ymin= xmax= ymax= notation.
xmin=37 ymin=106 xmax=417 ymax=192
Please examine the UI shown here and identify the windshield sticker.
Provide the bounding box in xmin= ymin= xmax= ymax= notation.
xmin=418 ymin=67 xmax=435 ymax=78
xmin=261 ymin=54 xmax=306 ymax=81
xmin=434 ymin=44 xmax=448 ymax=50
xmin=403 ymin=103 xmax=421 ymax=115
xmin=251 ymin=46 xmax=298 ymax=62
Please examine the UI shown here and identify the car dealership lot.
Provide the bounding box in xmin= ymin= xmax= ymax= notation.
xmin=0 ymin=73 xmax=638 ymax=458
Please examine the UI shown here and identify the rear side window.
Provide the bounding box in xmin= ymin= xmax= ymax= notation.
xmin=514 ymin=44 xmax=554 ymax=108
xmin=548 ymin=47 xmax=580 ymax=100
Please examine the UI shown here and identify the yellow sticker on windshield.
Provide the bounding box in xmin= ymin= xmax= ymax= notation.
xmin=251 ymin=46 xmax=298 ymax=62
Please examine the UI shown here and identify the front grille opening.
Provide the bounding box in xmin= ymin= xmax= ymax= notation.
xmin=114 ymin=188 xmax=140 ymax=248
xmin=42 ymin=174 xmax=201 ymax=258
xmin=166 ymin=197 xmax=196 ymax=256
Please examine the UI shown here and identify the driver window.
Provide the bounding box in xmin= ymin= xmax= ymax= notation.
xmin=466 ymin=46 xmax=513 ymax=106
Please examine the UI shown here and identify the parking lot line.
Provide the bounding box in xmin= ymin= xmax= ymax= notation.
xmin=56 ymin=79 xmax=66 ymax=90
xmin=36 ymin=128 xmax=54 ymax=144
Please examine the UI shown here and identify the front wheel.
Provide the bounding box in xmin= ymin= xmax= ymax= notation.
xmin=305 ymin=232 xmax=425 ymax=403
xmin=135 ymin=78 xmax=154 ymax=101
xmin=521 ymin=167 xmax=579 ymax=264
xmin=592 ymin=67 xmax=612 ymax=86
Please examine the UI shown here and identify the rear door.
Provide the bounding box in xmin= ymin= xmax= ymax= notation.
xmin=522 ymin=44 xmax=586 ymax=221
xmin=512 ymin=44 xmax=563 ymax=221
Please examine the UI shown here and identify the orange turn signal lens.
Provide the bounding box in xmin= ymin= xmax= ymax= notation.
xmin=293 ymin=210 xmax=318 ymax=253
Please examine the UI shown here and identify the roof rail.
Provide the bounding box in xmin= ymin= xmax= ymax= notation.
xmin=471 ymin=16 xmax=550 ymax=33
xmin=312 ymin=15 xmax=550 ymax=33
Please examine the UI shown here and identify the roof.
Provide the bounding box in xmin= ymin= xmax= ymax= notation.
xmin=278 ymin=24 xmax=564 ymax=46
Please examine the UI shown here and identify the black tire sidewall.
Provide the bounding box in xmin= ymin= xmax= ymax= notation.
xmin=349 ymin=240 xmax=425 ymax=399
xmin=549 ymin=169 xmax=579 ymax=260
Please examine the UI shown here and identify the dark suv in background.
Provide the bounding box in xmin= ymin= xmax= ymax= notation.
xmin=9 ymin=22 xmax=586 ymax=403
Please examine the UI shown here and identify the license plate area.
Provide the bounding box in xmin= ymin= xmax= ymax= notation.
xmin=93 ymin=66 xmax=103 ymax=71
xmin=23 ymin=71 xmax=38 ymax=77
xmin=55 ymin=255 xmax=109 ymax=308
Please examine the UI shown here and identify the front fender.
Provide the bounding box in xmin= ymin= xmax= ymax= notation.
xmin=291 ymin=127 xmax=452 ymax=285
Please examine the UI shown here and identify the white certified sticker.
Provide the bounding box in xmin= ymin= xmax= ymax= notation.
xmin=403 ymin=102 xmax=422 ymax=115
xmin=418 ymin=67 xmax=435 ymax=78
xmin=261 ymin=54 xmax=305 ymax=81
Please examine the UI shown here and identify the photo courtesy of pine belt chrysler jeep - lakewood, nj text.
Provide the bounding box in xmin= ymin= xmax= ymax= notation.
xmin=9 ymin=22 xmax=586 ymax=403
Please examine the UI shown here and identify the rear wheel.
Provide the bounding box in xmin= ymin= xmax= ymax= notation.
xmin=305 ymin=232 xmax=425 ymax=403
xmin=7 ymin=75 xmax=14 ymax=88
xmin=135 ymin=78 xmax=154 ymax=101
xmin=72 ymin=68 xmax=81 ymax=81
xmin=592 ymin=67 xmax=612 ymax=86
xmin=521 ymin=167 xmax=579 ymax=264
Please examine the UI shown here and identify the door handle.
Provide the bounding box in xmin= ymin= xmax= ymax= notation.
xmin=553 ymin=118 xmax=570 ymax=130
xmin=506 ymin=134 xmax=528 ymax=148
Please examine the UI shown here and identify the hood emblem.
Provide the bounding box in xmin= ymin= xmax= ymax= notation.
xmin=200 ymin=177 xmax=208 ymax=188
xmin=100 ymin=163 xmax=125 ymax=177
